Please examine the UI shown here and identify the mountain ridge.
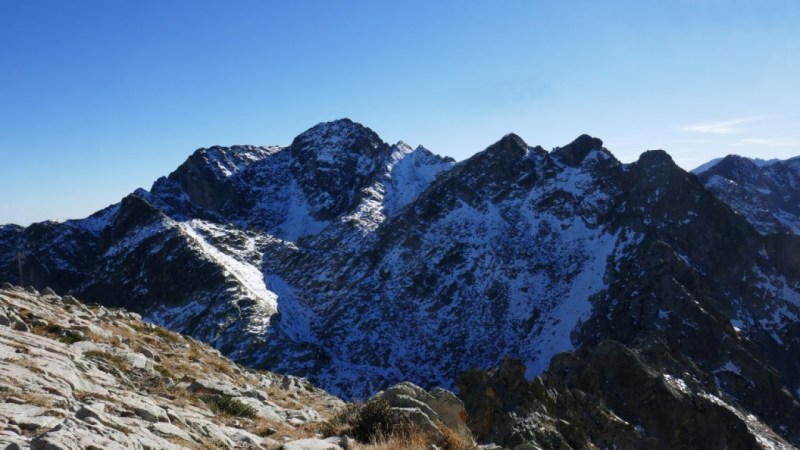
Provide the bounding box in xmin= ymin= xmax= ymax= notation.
xmin=2 ymin=119 xmax=800 ymax=447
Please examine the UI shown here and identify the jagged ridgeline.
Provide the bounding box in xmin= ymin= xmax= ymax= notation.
xmin=2 ymin=119 xmax=799 ymax=447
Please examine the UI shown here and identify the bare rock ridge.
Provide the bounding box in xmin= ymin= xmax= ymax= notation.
xmin=0 ymin=284 xmax=343 ymax=449
xmin=1 ymin=119 xmax=800 ymax=448
xmin=694 ymin=154 xmax=800 ymax=234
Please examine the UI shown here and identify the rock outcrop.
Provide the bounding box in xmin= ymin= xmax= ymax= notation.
xmin=0 ymin=285 xmax=344 ymax=449
xmin=458 ymin=355 xmax=794 ymax=449
xmin=377 ymin=382 xmax=474 ymax=445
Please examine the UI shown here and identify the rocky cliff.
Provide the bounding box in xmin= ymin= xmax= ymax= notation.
xmin=694 ymin=154 xmax=800 ymax=235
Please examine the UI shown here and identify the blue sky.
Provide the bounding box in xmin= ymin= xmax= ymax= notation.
xmin=1 ymin=0 xmax=798 ymax=225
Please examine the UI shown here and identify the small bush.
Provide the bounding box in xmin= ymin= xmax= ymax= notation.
xmin=44 ymin=323 xmax=63 ymax=334
xmin=130 ymin=323 xmax=180 ymax=343
xmin=59 ymin=332 xmax=86 ymax=345
xmin=36 ymin=322 xmax=85 ymax=345
xmin=202 ymin=395 xmax=257 ymax=419
xmin=153 ymin=364 xmax=173 ymax=379
xmin=319 ymin=398 xmax=397 ymax=443
xmin=84 ymin=350 xmax=129 ymax=373
xmin=318 ymin=403 xmax=361 ymax=437
xmin=353 ymin=398 xmax=395 ymax=443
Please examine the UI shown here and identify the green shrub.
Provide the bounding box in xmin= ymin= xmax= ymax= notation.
xmin=59 ymin=332 xmax=86 ymax=345
xmin=318 ymin=403 xmax=361 ymax=437
xmin=44 ymin=323 xmax=63 ymax=334
xmin=353 ymin=398 xmax=395 ymax=443
xmin=319 ymin=398 xmax=402 ymax=443
xmin=153 ymin=364 xmax=173 ymax=379
xmin=84 ymin=350 xmax=129 ymax=373
xmin=202 ymin=395 xmax=257 ymax=419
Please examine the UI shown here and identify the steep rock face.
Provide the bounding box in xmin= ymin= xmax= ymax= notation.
xmin=0 ymin=206 xmax=118 ymax=294
xmin=458 ymin=353 xmax=794 ymax=449
xmin=289 ymin=119 xmax=392 ymax=220
xmin=695 ymin=154 xmax=800 ymax=234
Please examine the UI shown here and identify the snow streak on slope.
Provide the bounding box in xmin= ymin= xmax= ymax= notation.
xmin=383 ymin=143 xmax=454 ymax=216
xmin=523 ymin=222 xmax=618 ymax=377
xmin=697 ymin=155 xmax=800 ymax=235
xmin=177 ymin=220 xmax=277 ymax=317
xmin=278 ymin=181 xmax=330 ymax=241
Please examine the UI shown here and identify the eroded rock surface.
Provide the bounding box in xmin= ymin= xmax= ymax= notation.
xmin=0 ymin=286 xmax=343 ymax=449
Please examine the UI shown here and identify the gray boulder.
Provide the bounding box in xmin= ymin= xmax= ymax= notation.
xmin=377 ymin=382 xmax=474 ymax=444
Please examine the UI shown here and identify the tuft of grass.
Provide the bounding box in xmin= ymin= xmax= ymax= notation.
xmin=131 ymin=323 xmax=181 ymax=344
xmin=84 ymin=350 xmax=129 ymax=374
xmin=151 ymin=327 xmax=181 ymax=343
xmin=201 ymin=395 xmax=257 ymax=419
xmin=438 ymin=422 xmax=475 ymax=450
xmin=33 ymin=322 xmax=86 ymax=345
xmin=319 ymin=403 xmax=361 ymax=437
xmin=59 ymin=332 xmax=86 ymax=345
xmin=154 ymin=364 xmax=173 ymax=379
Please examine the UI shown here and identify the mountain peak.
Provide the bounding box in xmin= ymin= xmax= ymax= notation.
xmin=636 ymin=149 xmax=675 ymax=167
xmin=290 ymin=119 xmax=393 ymax=219
xmin=551 ymin=134 xmax=604 ymax=166
xmin=293 ymin=118 xmax=382 ymax=151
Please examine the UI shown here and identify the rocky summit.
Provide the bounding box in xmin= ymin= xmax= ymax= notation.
xmin=1 ymin=119 xmax=800 ymax=448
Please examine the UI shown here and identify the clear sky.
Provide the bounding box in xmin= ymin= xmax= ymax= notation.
xmin=1 ymin=0 xmax=798 ymax=226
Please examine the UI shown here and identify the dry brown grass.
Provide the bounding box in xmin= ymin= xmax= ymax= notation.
xmin=353 ymin=424 xmax=475 ymax=450
xmin=0 ymin=389 xmax=56 ymax=408
xmin=10 ymin=357 xmax=46 ymax=375
xmin=352 ymin=428 xmax=437 ymax=450
xmin=19 ymin=391 xmax=56 ymax=408
xmin=317 ymin=400 xmax=475 ymax=450
xmin=438 ymin=423 xmax=475 ymax=450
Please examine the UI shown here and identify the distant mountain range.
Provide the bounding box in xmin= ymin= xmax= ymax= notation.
xmin=2 ymin=119 xmax=799 ymax=448
xmin=694 ymin=154 xmax=800 ymax=235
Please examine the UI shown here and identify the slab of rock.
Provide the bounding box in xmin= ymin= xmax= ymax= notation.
xmin=0 ymin=287 xmax=344 ymax=449
xmin=188 ymin=379 xmax=240 ymax=397
xmin=281 ymin=438 xmax=343 ymax=450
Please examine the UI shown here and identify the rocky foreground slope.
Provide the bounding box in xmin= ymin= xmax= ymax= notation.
xmin=0 ymin=285 xmax=484 ymax=450
xmin=0 ymin=284 xmax=346 ymax=449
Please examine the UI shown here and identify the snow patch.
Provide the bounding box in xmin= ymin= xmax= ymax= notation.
xmin=177 ymin=220 xmax=278 ymax=316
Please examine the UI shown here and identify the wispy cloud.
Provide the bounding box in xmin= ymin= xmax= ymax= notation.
xmin=735 ymin=138 xmax=798 ymax=147
xmin=680 ymin=117 xmax=764 ymax=135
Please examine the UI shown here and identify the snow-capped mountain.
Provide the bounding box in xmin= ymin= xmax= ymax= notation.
xmin=2 ymin=119 xmax=799 ymax=447
xmin=694 ymin=154 xmax=800 ymax=234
